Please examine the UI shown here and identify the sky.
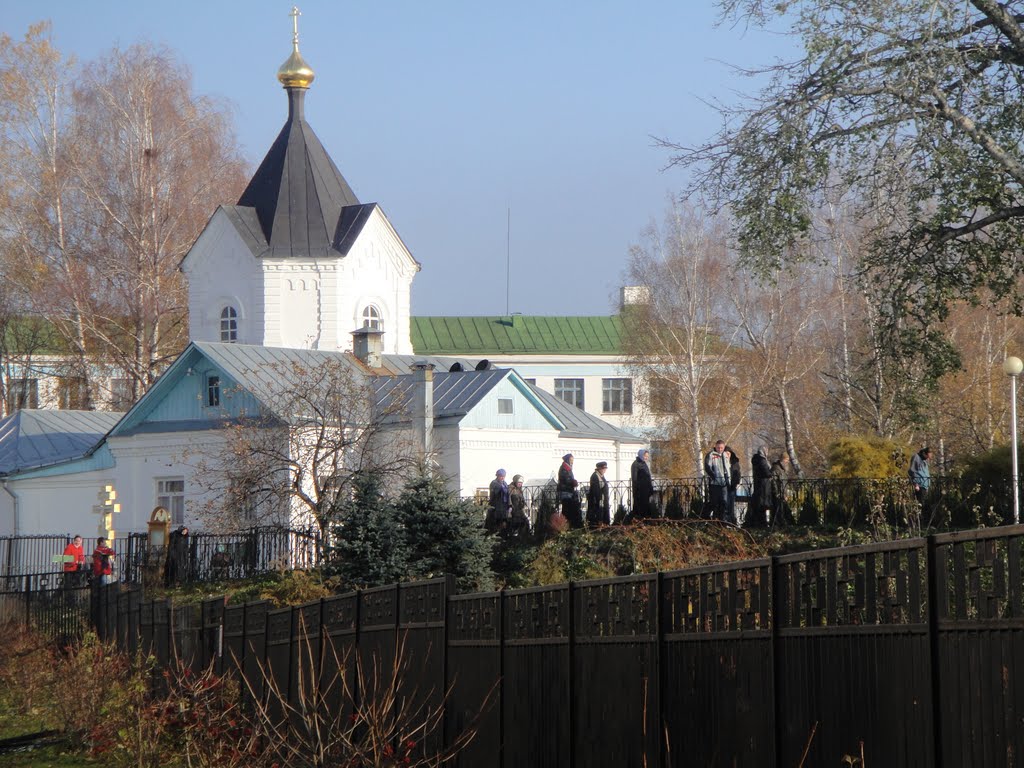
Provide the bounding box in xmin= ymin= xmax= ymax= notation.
xmin=2 ymin=1 xmax=797 ymax=317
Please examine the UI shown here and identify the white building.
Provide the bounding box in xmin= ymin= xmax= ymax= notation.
xmin=0 ymin=35 xmax=643 ymax=539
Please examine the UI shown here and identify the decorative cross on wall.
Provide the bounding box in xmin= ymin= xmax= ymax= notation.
xmin=93 ymin=484 xmax=121 ymax=540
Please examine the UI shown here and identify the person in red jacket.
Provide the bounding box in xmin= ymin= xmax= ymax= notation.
xmin=62 ymin=535 xmax=86 ymax=586
xmin=92 ymin=537 xmax=116 ymax=585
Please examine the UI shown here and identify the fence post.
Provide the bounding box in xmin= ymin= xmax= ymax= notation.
xmin=770 ymin=556 xmax=782 ymax=768
xmin=498 ymin=587 xmax=505 ymax=768
xmin=441 ymin=574 xmax=455 ymax=757
xmin=567 ymin=580 xmax=576 ymax=768
xmin=656 ymin=570 xmax=665 ymax=768
xmin=24 ymin=574 xmax=30 ymax=629
xmin=925 ymin=535 xmax=945 ymax=768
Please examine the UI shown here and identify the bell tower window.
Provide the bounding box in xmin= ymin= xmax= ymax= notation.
xmin=361 ymin=305 xmax=382 ymax=331
xmin=220 ymin=306 xmax=238 ymax=342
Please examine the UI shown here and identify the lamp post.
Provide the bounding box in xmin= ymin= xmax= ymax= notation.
xmin=1003 ymin=356 xmax=1023 ymax=524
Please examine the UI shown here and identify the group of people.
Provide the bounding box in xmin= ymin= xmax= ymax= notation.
xmin=59 ymin=525 xmax=194 ymax=588
xmin=705 ymin=440 xmax=792 ymax=527
xmin=61 ymin=534 xmax=116 ymax=586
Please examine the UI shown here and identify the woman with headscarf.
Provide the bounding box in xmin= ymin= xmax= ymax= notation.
xmin=487 ymin=469 xmax=511 ymax=533
xmin=631 ymin=448 xmax=654 ymax=519
xmin=747 ymin=446 xmax=772 ymax=528
xmin=557 ymin=453 xmax=582 ymax=528
xmin=587 ymin=461 xmax=611 ymax=526
xmin=509 ymin=474 xmax=529 ymax=534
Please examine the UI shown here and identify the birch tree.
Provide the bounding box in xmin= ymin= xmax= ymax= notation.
xmin=623 ymin=203 xmax=741 ymax=476
xmin=666 ymin=0 xmax=1024 ymax=378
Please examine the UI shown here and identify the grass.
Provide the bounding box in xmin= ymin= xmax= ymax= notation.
xmin=0 ymin=743 xmax=93 ymax=767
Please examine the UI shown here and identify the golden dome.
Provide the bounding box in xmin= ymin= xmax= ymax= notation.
xmin=277 ymin=47 xmax=315 ymax=89
xmin=277 ymin=6 xmax=314 ymax=89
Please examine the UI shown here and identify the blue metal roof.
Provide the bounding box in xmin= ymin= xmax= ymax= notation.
xmin=0 ymin=410 xmax=123 ymax=476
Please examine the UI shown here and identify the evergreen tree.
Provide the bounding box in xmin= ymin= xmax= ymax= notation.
xmin=331 ymin=472 xmax=409 ymax=587
xmin=396 ymin=471 xmax=495 ymax=592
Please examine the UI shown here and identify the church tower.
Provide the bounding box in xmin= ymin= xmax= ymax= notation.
xmin=182 ymin=7 xmax=418 ymax=354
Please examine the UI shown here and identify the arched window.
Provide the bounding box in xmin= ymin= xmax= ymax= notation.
xmin=220 ymin=306 xmax=238 ymax=342
xmin=361 ymin=305 xmax=382 ymax=331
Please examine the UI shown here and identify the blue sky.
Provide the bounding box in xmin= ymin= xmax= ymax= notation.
xmin=3 ymin=1 xmax=796 ymax=316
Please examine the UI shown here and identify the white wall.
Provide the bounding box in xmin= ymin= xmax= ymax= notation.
xmin=450 ymin=426 xmax=642 ymax=499
xmin=183 ymin=210 xmax=263 ymax=346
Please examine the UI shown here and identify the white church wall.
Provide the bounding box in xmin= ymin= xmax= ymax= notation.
xmin=182 ymin=210 xmax=262 ymax=345
xmin=336 ymin=208 xmax=416 ymax=355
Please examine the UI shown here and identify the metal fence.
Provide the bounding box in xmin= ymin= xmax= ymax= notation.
xmin=0 ymin=527 xmax=321 ymax=591
xmin=517 ymin=475 xmax=1019 ymax=530
xmin=93 ymin=524 xmax=1024 ymax=767
xmin=0 ymin=572 xmax=91 ymax=641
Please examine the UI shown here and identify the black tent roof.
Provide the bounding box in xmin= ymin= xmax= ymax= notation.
xmin=236 ymin=88 xmax=366 ymax=258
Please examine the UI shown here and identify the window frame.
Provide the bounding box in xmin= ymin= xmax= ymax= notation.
xmin=554 ymin=378 xmax=585 ymax=409
xmin=206 ymin=374 xmax=221 ymax=408
xmin=602 ymin=377 xmax=634 ymax=415
xmin=57 ymin=376 xmax=88 ymax=410
xmin=220 ymin=306 xmax=238 ymax=343
xmin=156 ymin=478 xmax=186 ymax=526
xmin=497 ymin=397 xmax=514 ymax=415
xmin=6 ymin=377 xmax=39 ymax=412
xmin=361 ymin=304 xmax=383 ymax=331
xmin=110 ymin=378 xmax=133 ymax=411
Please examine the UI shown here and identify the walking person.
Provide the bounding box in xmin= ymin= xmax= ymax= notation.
xmin=770 ymin=452 xmax=792 ymax=526
xmin=587 ymin=461 xmax=611 ymax=527
xmin=92 ymin=537 xmax=116 ymax=586
xmin=631 ymin=448 xmax=655 ymax=519
xmin=747 ymin=447 xmax=772 ymax=528
xmin=62 ymin=535 xmax=86 ymax=586
xmin=509 ymin=474 xmax=529 ymax=534
xmin=487 ymin=469 xmax=511 ymax=534
xmin=704 ymin=440 xmax=731 ymax=521
xmin=725 ymin=446 xmax=742 ymax=525
xmin=909 ymin=447 xmax=932 ymax=504
xmin=557 ymin=453 xmax=582 ymax=529
xmin=165 ymin=526 xmax=190 ymax=586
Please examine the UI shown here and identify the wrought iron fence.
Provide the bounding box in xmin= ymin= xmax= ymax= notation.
xmin=515 ymin=475 xmax=1018 ymax=530
xmin=0 ymin=526 xmax=321 ymax=590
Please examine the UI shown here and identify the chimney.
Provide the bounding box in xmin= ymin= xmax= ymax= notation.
xmin=620 ymin=285 xmax=651 ymax=311
xmin=411 ymin=360 xmax=435 ymax=458
xmin=351 ymin=327 xmax=385 ymax=368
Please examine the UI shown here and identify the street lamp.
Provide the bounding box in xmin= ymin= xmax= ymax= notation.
xmin=1003 ymin=356 xmax=1023 ymax=524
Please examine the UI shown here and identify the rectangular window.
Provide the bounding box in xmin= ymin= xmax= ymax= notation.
xmin=110 ymin=378 xmax=133 ymax=411
xmin=523 ymin=378 xmax=536 ymax=386
xmin=57 ymin=377 xmax=88 ymax=410
xmin=602 ymin=378 xmax=633 ymax=414
xmin=554 ymin=378 xmax=585 ymax=409
xmin=6 ymin=378 xmax=39 ymax=412
xmin=648 ymin=377 xmax=679 ymax=414
xmin=498 ymin=397 xmax=514 ymax=415
xmin=156 ymin=478 xmax=185 ymax=526
xmin=206 ymin=375 xmax=221 ymax=407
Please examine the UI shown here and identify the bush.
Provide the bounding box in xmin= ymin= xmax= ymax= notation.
xmin=331 ymin=470 xmax=496 ymax=591
xmin=827 ymin=436 xmax=909 ymax=478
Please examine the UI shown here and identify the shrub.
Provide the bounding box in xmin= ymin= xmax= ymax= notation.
xmin=827 ymin=436 xmax=908 ymax=479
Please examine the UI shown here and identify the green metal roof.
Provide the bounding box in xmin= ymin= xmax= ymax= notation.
xmin=411 ymin=316 xmax=623 ymax=356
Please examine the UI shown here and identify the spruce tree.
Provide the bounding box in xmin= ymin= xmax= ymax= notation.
xmin=396 ymin=471 xmax=495 ymax=592
xmin=331 ymin=472 xmax=409 ymax=587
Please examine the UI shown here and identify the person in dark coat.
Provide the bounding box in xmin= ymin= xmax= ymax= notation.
xmin=704 ymin=440 xmax=731 ymax=520
xmin=747 ymin=446 xmax=772 ymax=528
xmin=631 ymin=448 xmax=655 ymax=519
xmin=770 ymin=453 xmax=792 ymax=526
xmin=725 ymin=446 xmax=742 ymax=525
xmin=557 ymin=453 xmax=582 ymax=528
xmin=487 ymin=469 xmax=511 ymax=533
xmin=509 ymin=474 xmax=529 ymax=534
xmin=165 ymin=525 xmax=190 ymax=586
xmin=587 ymin=461 xmax=611 ymax=526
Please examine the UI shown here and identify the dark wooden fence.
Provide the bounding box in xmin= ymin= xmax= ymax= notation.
xmin=91 ymin=524 xmax=1024 ymax=767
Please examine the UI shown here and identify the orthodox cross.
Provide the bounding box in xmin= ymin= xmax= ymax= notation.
xmin=290 ymin=6 xmax=302 ymax=47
